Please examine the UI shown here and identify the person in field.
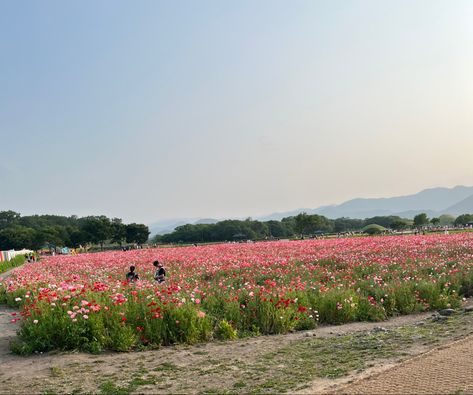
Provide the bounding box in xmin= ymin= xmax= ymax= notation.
xmin=153 ymin=260 xmax=166 ymax=284
xmin=126 ymin=265 xmax=139 ymax=282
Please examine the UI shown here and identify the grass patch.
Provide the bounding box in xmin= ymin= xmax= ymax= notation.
xmin=233 ymin=381 xmax=246 ymax=388
xmin=239 ymin=315 xmax=471 ymax=393
xmin=49 ymin=366 xmax=64 ymax=378
xmin=0 ymin=254 xmax=26 ymax=275
xmin=99 ymin=381 xmax=130 ymax=395
xmin=154 ymin=362 xmax=178 ymax=371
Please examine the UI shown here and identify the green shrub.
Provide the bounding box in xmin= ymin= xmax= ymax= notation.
xmin=362 ymin=224 xmax=387 ymax=235
xmin=215 ymin=320 xmax=237 ymax=340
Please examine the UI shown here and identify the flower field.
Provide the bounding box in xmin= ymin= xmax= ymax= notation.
xmin=2 ymin=234 xmax=473 ymax=354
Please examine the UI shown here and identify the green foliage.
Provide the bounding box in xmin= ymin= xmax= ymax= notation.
xmin=125 ymin=223 xmax=150 ymax=245
xmin=162 ymin=214 xmax=336 ymax=243
xmin=294 ymin=213 xmax=311 ymax=236
xmin=81 ymin=216 xmax=112 ymax=249
xmin=110 ymin=218 xmax=126 ymax=245
xmin=7 ymin=272 xmax=465 ymax=354
xmin=334 ymin=217 xmax=364 ymax=232
xmin=454 ymin=214 xmax=473 ymax=226
xmin=362 ymin=224 xmax=386 ymax=235
xmin=439 ymin=214 xmax=456 ymax=226
xmin=0 ymin=226 xmax=36 ymax=250
xmin=0 ymin=211 xmax=148 ymax=250
xmin=316 ymin=290 xmax=358 ymax=324
xmin=0 ymin=211 xmax=21 ymax=229
xmin=294 ymin=213 xmax=333 ymax=236
xmin=363 ymin=215 xmax=409 ymax=229
xmin=413 ymin=213 xmax=429 ymax=227
xmin=0 ymin=254 xmax=26 ymax=274
xmin=159 ymin=212 xmax=449 ymax=243
xmin=215 ymin=320 xmax=238 ymax=340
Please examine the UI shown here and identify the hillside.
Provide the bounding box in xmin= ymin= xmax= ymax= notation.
xmin=148 ymin=186 xmax=473 ymax=234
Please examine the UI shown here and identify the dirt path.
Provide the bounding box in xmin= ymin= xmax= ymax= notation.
xmin=0 ymin=265 xmax=23 ymax=357
xmin=0 ymin=308 xmax=20 ymax=357
xmin=336 ymin=334 xmax=473 ymax=394
xmin=0 ymin=309 xmax=472 ymax=394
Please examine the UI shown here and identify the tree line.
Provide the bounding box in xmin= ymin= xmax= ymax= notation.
xmin=2 ymin=209 xmax=472 ymax=251
xmin=0 ymin=211 xmax=150 ymax=251
xmin=156 ymin=212 xmax=472 ymax=244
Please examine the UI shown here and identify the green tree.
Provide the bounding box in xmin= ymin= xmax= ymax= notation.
xmin=454 ymin=214 xmax=473 ymax=226
xmin=0 ymin=211 xmax=20 ymax=229
xmin=364 ymin=216 xmax=409 ymax=229
xmin=439 ymin=214 xmax=455 ymax=226
xmin=248 ymin=220 xmax=269 ymax=239
xmin=265 ymin=220 xmax=287 ymax=238
xmin=110 ymin=218 xmax=126 ymax=245
xmin=125 ymin=223 xmax=150 ymax=245
xmin=0 ymin=226 xmax=35 ymax=250
xmin=430 ymin=217 xmax=440 ymax=226
xmin=69 ymin=229 xmax=88 ymax=248
xmin=334 ymin=217 xmax=364 ymax=233
xmin=310 ymin=215 xmax=333 ymax=233
xmin=294 ymin=213 xmax=311 ymax=237
xmin=81 ymin=216 xmax=112 ymax=250
xmin=413 ymin=213 xmax=429 ymax=227
xmin=390 ymin=219 xmax=410 ymax=231
xmin=362 ymin=224 xmax=387 ymax=235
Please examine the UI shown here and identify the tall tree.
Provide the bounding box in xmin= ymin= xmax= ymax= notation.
xmin=0 ymin=226 xmax=35 ymax=250
xmin=125 ymin=223 xmax=150 ymax=245
xmin=110 ymin=218 xmax=126 ymax=245
xmin=294 ymin=213 xmax=311 ymax=237
xmin=0 ymin=211 xmax=20 ymax=229
xmin=413 ymin=213 xmax=429 ymax=227
xmin=81 ymin=216 xmax=112 ymax=250
xmin=454 ymin=214 xmax=473 ymax=226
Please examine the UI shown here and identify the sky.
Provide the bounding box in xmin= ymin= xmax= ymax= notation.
xmin=1 ymin=0 xmax=472 ymax=224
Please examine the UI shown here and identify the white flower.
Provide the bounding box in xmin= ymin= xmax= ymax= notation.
xmin=33 ymin=320 xmax=38 ymax=324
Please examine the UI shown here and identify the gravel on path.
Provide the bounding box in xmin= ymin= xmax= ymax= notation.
xmin=337 ymin=334 xmax=473 ymax=394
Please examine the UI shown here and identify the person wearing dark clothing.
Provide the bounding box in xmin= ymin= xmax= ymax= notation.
xmin=153 ymin=260 xmax=166 ymax=284
xmin=126 ymin=265 xmax=139 ymax=282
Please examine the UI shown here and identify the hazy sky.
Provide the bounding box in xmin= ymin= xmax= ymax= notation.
xmin=1 ymin=1 xmax=472 ymax=224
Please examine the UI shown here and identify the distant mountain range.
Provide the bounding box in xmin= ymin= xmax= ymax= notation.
xmin=149 ymin=185 xmax=473 ymax=235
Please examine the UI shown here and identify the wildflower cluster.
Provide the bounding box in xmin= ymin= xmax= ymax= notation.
xmin=1 ymin=233 xmax=473 ymax=353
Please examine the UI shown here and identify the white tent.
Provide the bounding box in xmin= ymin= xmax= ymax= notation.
xmin=2 ymin=249 xmax=34 ymax=261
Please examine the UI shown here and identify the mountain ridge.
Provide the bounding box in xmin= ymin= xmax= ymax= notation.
xmin=148 ymin=185 xmax=473 ymax=235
